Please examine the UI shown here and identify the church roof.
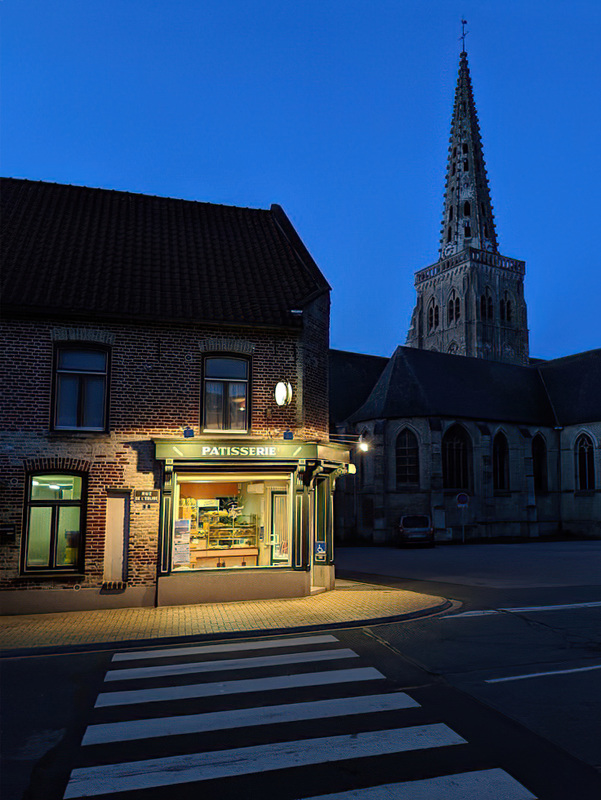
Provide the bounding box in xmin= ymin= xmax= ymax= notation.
xmin=0 ymin=178 xmax=329 ymax=327
xmin=344 ymin=346 xmax=557 ymax=426
xmin=329 ymin=349 xmax=389 ymax=426
xmin=538 ymin=349 xmax=601 ymax=425
xmin=438 ymin=51 xmax=498 ymax=258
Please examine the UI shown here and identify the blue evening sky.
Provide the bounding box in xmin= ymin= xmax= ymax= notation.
xmin=2 ymin=0 xmax=599 ymax=360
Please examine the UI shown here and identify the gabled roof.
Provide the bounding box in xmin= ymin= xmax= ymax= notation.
xmin=346 ymin=346 xmax=556 ymax=426
xmin=538 ymin=349 xmax=601 ymax=425
xmin=329 ymin=349 xmax=389 ymax=426
xmin=0 ymin=178 xmax=329 ymax=327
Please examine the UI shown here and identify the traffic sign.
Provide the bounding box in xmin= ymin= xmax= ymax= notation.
xmin=456 ymin=493 xmax=469 ymax=508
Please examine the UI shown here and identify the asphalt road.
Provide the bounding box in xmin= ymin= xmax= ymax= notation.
xmin=2 ymin=540 xmax=600 ymax=799
xmin=336 ymin=540 xmax=601 ymax=777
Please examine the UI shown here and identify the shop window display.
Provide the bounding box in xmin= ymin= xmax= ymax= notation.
xmin=173 ymin=477 xmax=291 ymax=570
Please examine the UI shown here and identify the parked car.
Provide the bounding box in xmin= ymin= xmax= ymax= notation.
xmin=398 ymin=514 xmax=434 ymax=546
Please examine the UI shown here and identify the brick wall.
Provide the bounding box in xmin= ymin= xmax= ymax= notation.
xmin=0 ymin=309 xmax=330 ymax=592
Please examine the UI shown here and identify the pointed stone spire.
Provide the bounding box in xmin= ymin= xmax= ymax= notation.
xmin=439 ymin=51 xmax=498 ymax=259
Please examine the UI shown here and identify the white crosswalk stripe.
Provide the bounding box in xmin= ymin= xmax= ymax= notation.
xmin=299 ymin=768 xmax=537 ymax=799
xmin=64 ymin=633 xmax=538 ymax=800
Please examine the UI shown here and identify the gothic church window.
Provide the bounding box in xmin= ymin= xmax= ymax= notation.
xmin=575 ymin=434 xmax=595 ymax=491
xmin=500 ymin=292 xmax=513 ymax=323
xmin=462 ymin=143 xmax=469 ymax=154
xmin=464 ymin=223 xmax=472 ymax=237
xmin=481 ymin=290 xmax=494 ymax=321
xmin=463 ymin=159 xmax=469 ymax=172
xmin=463 ymin=201 xmax=470 ymax=216
xmin=396 ymin=429 xmax=419 ymax=487
xmin=442 ymin=424 xmax=471 ymax=490
xmin=532 ymin=435 xmax=548 ymax=494
xmin=493 ymin=432 xmax=510 ymax=491
xmin=449 ymin=206 xmax=453 ymax=221
xmin=428 ymin=299 xmax=439 ymax=332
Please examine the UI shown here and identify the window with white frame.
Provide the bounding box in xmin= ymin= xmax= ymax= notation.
xmin=203 ymin=356 xmax=249 ymax=432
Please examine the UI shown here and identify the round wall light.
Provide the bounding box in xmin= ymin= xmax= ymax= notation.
xmin=274 ymin=381 xmax=293 ymax=406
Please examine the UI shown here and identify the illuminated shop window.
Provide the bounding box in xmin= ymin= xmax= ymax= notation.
xmin=203 ymin=357 xmax=249 ymax=432
xmin=173 ymin=476 xmax=292 ymax=570
xmin=53 ymin=346 xmax=109 ymax=431
xmin=22 ymin=474 xmax=85 ymax=572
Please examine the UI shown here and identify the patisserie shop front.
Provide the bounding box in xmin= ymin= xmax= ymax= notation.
xmin=153 ymin=439 xmax=353 ymax=605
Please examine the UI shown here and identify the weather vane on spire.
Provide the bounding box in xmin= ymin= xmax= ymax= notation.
xmin=460 ymin=19 xmax=469 ymax=52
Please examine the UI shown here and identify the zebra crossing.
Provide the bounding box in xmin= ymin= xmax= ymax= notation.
xmin=63 ymin=633 xmax=537 ymax=799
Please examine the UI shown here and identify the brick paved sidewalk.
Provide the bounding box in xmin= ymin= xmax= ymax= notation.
xmin=0 ymin=579 xmax=449 ymax=651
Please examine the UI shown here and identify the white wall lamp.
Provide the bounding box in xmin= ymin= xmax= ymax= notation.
xmin=274 ymin=381 xmax=293 ymax=406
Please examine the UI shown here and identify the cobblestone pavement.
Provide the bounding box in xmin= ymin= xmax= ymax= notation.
xmin=0 ymin=579 xmax=449 ymax=650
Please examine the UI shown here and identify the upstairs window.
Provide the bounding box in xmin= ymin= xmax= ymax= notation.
xmin=203 ymin=357 xmax=249 ymax=432
xmin=53 ymin=346 xmax=109 ymax=431
xmin=428 ymin=300 xmax=439 ymax=332
xmin=463 ymin=159 xmax=469 ymax=172
xmin=22 ymin=473 xmax=86 ymax=573
xmin=463 ymin=201 xmax=471 ymax=216
xmin=575 ymin=434 xmax=595 ymax=491
xmin=396 ymin=429 xmax=419 ymax=487
xmin=462 ymin=143 xmax=469 ymax=154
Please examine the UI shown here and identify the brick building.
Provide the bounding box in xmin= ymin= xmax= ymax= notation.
xmin=0 ymin=178 xmax=351 ymax=614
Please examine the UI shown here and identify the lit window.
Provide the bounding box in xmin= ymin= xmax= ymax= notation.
xmin=22 ymin=474 xmax=85 ymax=573
xmin=203 ymin=357 xmax=249 ymax=431
xmin=53 ymin=347 xmax=109 ymax=431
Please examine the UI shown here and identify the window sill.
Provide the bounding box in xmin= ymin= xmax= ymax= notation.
xmin=18 ymin=572 xmax=85 ymax=579
xmin=49 ymin=430 xmax=109 ymax=437
xmin=201 ymin=430 xmax=249 ymax=436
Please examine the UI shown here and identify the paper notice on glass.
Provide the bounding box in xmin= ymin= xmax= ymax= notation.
xmin=173 ymin=519 xmax=191 ymax=564
xmin=173 ymin=544 xmax=191 ymax=564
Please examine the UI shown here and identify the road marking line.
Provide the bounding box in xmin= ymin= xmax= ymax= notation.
xmin=485 ymin=662 xmax=601 ymax=683
xmin=64 ymin=724 xmax=466 ymax=797
xmin=112 ymin=634 xmax=339 ymax=662
xmin=299 ymin=768 xmax=537 ymax=799
xmin=105 ymin=648 xmax=358 ymax=682
xmin=448 ymin=600 xmax=601 ymax=618
xmin=95 ymin=666 xmax=385 ymax=707
xmin=83 ymin=692 xmax=420 ymax=745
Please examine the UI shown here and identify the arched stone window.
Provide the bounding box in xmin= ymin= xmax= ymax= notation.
xmin=396 ymin=429 xmax=419 ymax=487
xmin=442 ymin=424 xmax=471 ymax=490
xmin=500 ymin=291 xmax=513 ymax=323
xmin=480 ymin=289 xmax=494 ymax=321
xmin=449 ymin=206 xmax=453 ymax=221
xmin=532 ymin=434 xmax=548 ymax=494
xmin=448 ymin=291 xmax=461 ymax=324
xmin=493 ymin=432 xmax=510 ymax=491
xmin=463 ymin=201 xmax=471 ymax=216
xmin=428 ymin=298 xmax=439 ymax=332
xmin=575 ymin=434 xmax=595 ymax=490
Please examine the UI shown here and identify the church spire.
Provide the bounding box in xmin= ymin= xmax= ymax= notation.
xmin=439 ymin=50 xmax=498 ymax=259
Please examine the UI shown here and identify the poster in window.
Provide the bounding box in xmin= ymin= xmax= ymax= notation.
xmin=173 ymin=519 xmax=191 ymax=565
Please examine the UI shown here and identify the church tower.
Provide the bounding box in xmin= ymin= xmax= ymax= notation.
xmin=405 ymin=49 xmax=529 ymax=364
